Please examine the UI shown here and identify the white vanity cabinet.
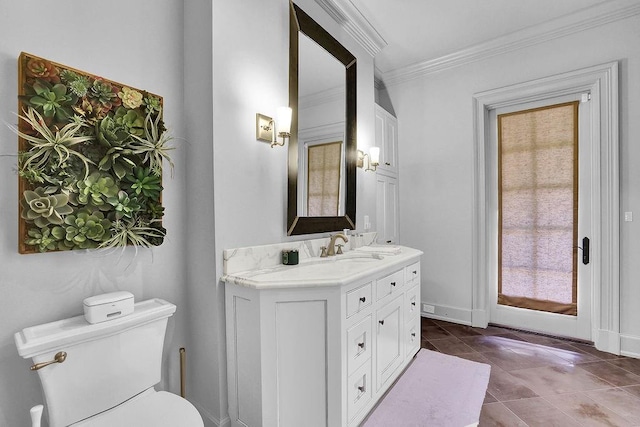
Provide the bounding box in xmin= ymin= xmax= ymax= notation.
xmin=224 ymin=252 xmax=421 ymax=427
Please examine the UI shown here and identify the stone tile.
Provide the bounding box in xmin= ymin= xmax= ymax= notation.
xmin=508 ymin=365 xmax=614 ymax=396
xmin=421 ymin=324 xmax=451 ymax=340
xmin=475 ymin=325 xmax=516 ymax=336
xmin=567 ymin=342 xmax=622 ymax=360
xmin=481 ymin=345 xmax=570 ymax=372
xmin=545 ymin=392 xmax=633 ymax=426
xmin=578 ymin=361 xmax=640 ymax=386
xmin=460 ymin=333 xmax=528 ymax=353
xmin=479 ymin=402 xmax=527 ymax=426
xmin=420 ymin=339 xmax=438 ymax=352
xmin=484 ymin=391 xmax=498 ymax=404
xmin=420 ymin=317 xmax=437 ymax=327
xmin=621 ymin=385 xmax=640 ymax=399
xmin=607 ymin=357 xmax=640 ymax=376
xmin=545 ymin=343 xmax=602 ymax=364
xmin=514 ymin=331 xmax=568 ymax=347
xmin=486 ymin=366 xmax=538 ymax=402
xmin=585 ymin=388 xmax=640 ymax=425
xmin=504 ymin=397 xmax=582 ymax=426
xmin=436 ymin=322 xmax=483 ymax=338
xmin=427 ymin=337 xmax=476 ymax=355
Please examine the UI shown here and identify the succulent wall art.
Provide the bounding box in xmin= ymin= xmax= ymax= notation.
xmin=13 ymin=52 xmax=172 ymax=254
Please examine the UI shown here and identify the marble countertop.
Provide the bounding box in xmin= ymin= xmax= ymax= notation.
xmin=222 ymin=245 xmax=423 ymax=289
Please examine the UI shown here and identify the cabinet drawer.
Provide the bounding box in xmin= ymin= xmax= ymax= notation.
xmin=347 ymin=315 xmax=372 ymax=374
xmin=405 ymin=261 xmax=420 ymax=286
xmin=405 ymin=284 xmax=419 ymax=324
xmin=347 ymin=359 xmax=372 ymax=423
xmin=376 ymin=269 xmax=404 ymax=301
xmin=346 ymin=282 xmax=372 ymax=318
xmin=405 ymin=317 xmax=420 ymax=359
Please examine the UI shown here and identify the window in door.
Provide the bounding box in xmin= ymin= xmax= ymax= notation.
xmin=498 ymin=102 xmax=579 ymax=316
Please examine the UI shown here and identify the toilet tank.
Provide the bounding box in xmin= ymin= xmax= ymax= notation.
xmin=14 ymin=298 xmax=176 ymax=427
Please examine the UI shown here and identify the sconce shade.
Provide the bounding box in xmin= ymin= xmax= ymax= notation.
xmin=369 ymin=147 xmax=380 ymax=166
xmin=277 ymin=107 xmax=292 ymax=136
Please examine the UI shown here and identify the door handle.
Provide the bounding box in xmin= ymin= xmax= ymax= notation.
xmin=581 ymin=237 xmax=590 ymax=265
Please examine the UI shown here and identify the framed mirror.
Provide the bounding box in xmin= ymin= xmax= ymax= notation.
xmin=287 ymin=2 xmax=357 ymax=235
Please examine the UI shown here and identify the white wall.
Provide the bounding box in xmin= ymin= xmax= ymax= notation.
xmin=0 ymin=0 xmax=378 ymax=425
xmin=209 ymin=0 xmax=375 ymax=424
xmin=0 ymin=1 xmax=188 ymax=426
xmin=383 ymin=15 xmax=640 ymax=352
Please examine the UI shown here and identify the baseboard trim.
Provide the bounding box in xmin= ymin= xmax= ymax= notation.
xmin=620 ymin=334 xmax=640 ymax=359
xmin=421 ymin=302 xmax=472 ymax=325
xmin=594 ymin=329 xmax=621 ymax=355
xmin=194 ymin=401 xmax=230 ymax=427
xmin=471 ymin=309 xmax=488 ymax=328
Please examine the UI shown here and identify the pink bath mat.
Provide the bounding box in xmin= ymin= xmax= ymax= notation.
xmin=362 ymin=349 xmax=490 ymax=427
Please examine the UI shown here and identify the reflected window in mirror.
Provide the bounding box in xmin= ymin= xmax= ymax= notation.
xmin=307 ymin=141 xmax=343 ymax=216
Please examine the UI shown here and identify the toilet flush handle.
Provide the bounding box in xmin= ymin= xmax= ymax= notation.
xmin=30 ymin=351 xmax=67 ymax=371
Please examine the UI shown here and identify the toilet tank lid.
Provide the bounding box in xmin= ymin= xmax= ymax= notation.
xmin=14 ymin=298 xmax=176 ymax=358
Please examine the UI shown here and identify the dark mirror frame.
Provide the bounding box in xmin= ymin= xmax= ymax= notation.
xmin=287 ymin=2 xmax=357 ymax=236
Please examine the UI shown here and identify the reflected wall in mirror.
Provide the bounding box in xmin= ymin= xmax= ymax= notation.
xmin=288 ymin=2 xmax=357 ymax=235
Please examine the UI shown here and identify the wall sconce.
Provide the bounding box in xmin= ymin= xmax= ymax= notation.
xmin=357 ymin=147 xmax=380 ymax=172
xmin=256 ymin=107 xmax=292 ymax=148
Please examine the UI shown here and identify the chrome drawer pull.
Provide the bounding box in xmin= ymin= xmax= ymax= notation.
xmin=411 ymin=332 xmax=416 ymax=337
xmin=358 ymin=342 xmax=365 ymax=348
xmin=411 ymin=302 xmax=416 ymax=306
xmin=359 ymin=296 xmax=366 ymax=303
xmin=358 ymin=385 xmax=366 ymax=392
xmin=391 ymin=282 xmax=396 ymax=287
xmin=379 ymin=320 xmax=384 ymax=325
xmin=412 ymin=270 xmax=417 ymax=275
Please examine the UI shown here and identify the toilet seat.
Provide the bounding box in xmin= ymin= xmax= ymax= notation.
xmin=73 ymin=388 xmax=204 ymax=427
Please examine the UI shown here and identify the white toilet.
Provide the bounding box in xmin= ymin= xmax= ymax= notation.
xmin=14 ymin=298 xmax=204 ymax=427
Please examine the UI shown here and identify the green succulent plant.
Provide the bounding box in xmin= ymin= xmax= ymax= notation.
xmin=13 ymin=107 xmax=95 ymax=178
xmin=88 ymin=79 xmax=120 ymax=109
xmin=95 ymin=115 xmax=136 ymax=179
xmin=25 ymin=79 xmax=77 ymax=122
xmin=99 ymin=216 xmax=165 ymax=250
xmin=143 ymin=96 xmax=162 ymax=115
xmin=114 ymin=107 xmax=144 ymax=136
xmin=77 ymin=171 xmax=119 ymax=209
xmin=107 ymin=190 xmax=141 ymax=220
xmin=128 ymin=109 xmax=174 ymax=177
xmin=125 ymin=167 xmax=162 ymax=200
xmin=54 ymin=210 xmax=112 ymax=250
xmin=145 ymin=200 xmax=165 ymax=221
xmin=25 ymin=226 xmax=63 ymax=252
xmin=20 ymin=187 xmax=73 ymax=228
xmin=69 ymin=76 xmax=91 ymax=98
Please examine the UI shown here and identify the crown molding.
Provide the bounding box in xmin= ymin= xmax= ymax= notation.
xmin=314 ymin=0 xmax=387 ymax=56
xmin=381 ymin=0 xmax=640 ymax=87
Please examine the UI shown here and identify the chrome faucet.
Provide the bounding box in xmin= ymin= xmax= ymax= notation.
xmin=326 ymin=233 xmax=349 ymax=256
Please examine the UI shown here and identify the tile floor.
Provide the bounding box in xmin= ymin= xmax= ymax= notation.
xmin=421 ymin=317 xmax=640 ymax=426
